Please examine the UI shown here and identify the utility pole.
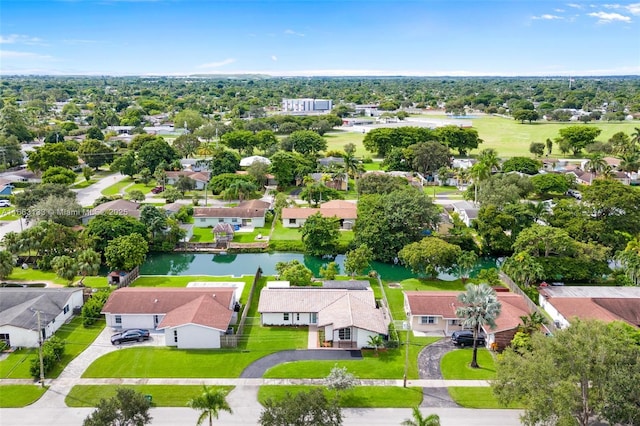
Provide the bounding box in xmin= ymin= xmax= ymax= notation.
xmin=36 ymin=310 xmax=45 ymax=388
xmin=403 ymin=321 xmax=410 ymax=388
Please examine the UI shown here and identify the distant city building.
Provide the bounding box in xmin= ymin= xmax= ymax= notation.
xmin=282 ymin=98 xmax=333 ymax=114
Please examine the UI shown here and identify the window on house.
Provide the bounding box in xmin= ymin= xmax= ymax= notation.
xmin=115 ymin=315 xmax=122 ymax=325
xmin=173 ymin=330 xmax=178 ymax=343
xmin=63 ymin=305 xmax=69 ymax=314
xmin=289 ymin=219 xmax=296 ymax=224
xmin=218 ymin=219 xmax=224 ymax=222
xmin=296 ymin=313 xmax=300 ymax=321
xmin=200 ymin=218 xmax=206 ymax=223
xmin=448 ymin=319 xmax=461 ymax=326
xmin=420 ymin=316 xmax=437 ymax=324
xmin=231 ymin=218 xmax=238 ymax=223
xmin=338 ymin=328 xmax=351 ymax=340
xmin=0 ymin=333 xmax=9 ymax=346
xmin=283 ymin=313 xmax=289 ymax=321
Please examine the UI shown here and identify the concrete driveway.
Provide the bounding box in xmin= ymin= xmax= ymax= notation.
xmin=417 ymin=338 xmax=459 ymax=408
xmin=240 ymin=349 xmax=362 ymax=378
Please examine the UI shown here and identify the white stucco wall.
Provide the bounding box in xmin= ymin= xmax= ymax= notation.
xmin=105 ymin=313 xmax=162 ymax=330
xmin=194 ymin=216 xmax=265 ymax=228
xmin=282 ymin=218 xmax=305 ymax=228
xmin=164 ymin=324 xmax=222 ymax=349
xmin=409 ymin=315 xmax=463 ymax=335
xmin=0 ymin=325 xmax=39 ymax=348
xmin=539 ymin=297 xmax=570 ymax=329
xmin=261 ymin=312 xmax=315 ymax=326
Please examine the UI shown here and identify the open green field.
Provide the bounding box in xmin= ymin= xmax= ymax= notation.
xmin=324 ymin=130 xmax=368 ymax=157
xmin=65 ymin=385 xmax=233 ymax=407
xmin=448 ymin=387 xmax=523 ymax=409
xmin=0 ymin=385 xmax=47 ymax=407
xmin=258 ymin=385 xmax=423 ymax=408
xmin=441 ymin=349 xmax=496 ymax=380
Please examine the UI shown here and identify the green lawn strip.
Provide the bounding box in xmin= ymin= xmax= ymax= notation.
xmin=362 ymin=162 xmax=382 ymax=171
xmin=270 ymin=221 xmax=302 ymax=241
xmin=5 ymin=268 xmax=68 ymax=285
xmin=383 ymin=278 xmax=466 ymax=319
xmin=190 ymin=227 xmax=215 ymax=242
xmin=0 ymin=318 xmax=104 ymax=379
xmin=233 ymin=227 xmax=271 ymax=243
xmin=241 ymin=322 xmax=309 ymax=352
xmin=447 ymin=387 xmax=523 ymax=409
xmin=65 ymin=385 xmax=233 ymax=407
xmin=258 ymin=385 xmax=423 ymax=408
xmin=424 ymin=186 xmax=459 ymax=196
xmin=81 ymin=276 xmax=110 ymax=288
xmin=100 ymin=177 xmax=135 ymax=196
xmin=70 ymin=180 xmax=95 ymax=189
xmin=131 ymin=275 xmax=253 ymax=289
xmin=263 ymin=337 xmax=439 ymax=380
xmin=0 ymin=385 xmax=47 ymax=407
xmin=323 ymin=131 xmax=368 ymax=157
xmin=440 ymin=349 xmax=496 ymax=380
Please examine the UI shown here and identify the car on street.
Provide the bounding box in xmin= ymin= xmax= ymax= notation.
xmin=451 ymin=330 xmax=486 ymax=347
xmin=110 ymin=329 xmax=150 ymax=345
xmin=567 ymin=189 xmax=582 ymax=200
xmin=150 ymin=186 xmax=164 ymax=194
xmin=0 ymin=200 xmax=11 ymax=207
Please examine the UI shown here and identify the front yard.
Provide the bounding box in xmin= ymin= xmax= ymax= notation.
xmin=440 ymin=348 xmax=496 ymax=380
xmin=0 ymin=385 xmax=47 ymax=407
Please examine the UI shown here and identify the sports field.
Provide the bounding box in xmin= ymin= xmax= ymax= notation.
xmin=324 ymin=115 xmax=638 ymax=158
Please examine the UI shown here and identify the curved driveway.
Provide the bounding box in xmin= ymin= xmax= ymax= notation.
xmin=417 ymin=338 xmax=459 ymax=408
xmin=240 ymin=349 xmax=362 ymax=378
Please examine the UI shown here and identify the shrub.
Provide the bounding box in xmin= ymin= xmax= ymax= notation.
xmin=30 ymin=336 xmax=65 ymax=379
xmin=82 ymin=290 xmax=111 ymax=327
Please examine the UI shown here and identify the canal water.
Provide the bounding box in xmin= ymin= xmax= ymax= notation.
xmin=140 ymin=252 xmax=498 ymax=282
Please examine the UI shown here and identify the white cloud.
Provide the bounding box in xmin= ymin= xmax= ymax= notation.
xmin=532 ymin=14 xmax=564 ymax=20
xmin=588 ymin=11 xmax=632 ymax=22
xmin=196 ymin=58 xmax=236 ymax=69
xmin=63 ymin=39 xmax=99 ymax=45
xmin=0 ymin=34 xmax=45 ymax=45
xmin=603 ymin=3 xmax=640 ymax=14
xmin=284 ymin=29 xmax=305 ymax=37
xmin=554 ymin=8 xmax=565 ymax=12
xmin=271 ymin=55 xmax=278 ymax=61
xmin=567 ymin=3 xmax=583 ymax=9
xmin=0 ymin=50 xmax=52 ymax=60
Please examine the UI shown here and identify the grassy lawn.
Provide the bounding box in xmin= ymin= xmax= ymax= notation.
xmin=101 ymin=177 xmax=135 ymax=196
xmin=0 ymin=213 xmax=20 ymax=221
xmin=448 ymin=387 xmax=523 ymax=409
xmin=71 ymin=179 xmax=96 ymax=189
xmin=65 ymin=385 xmax=233 ymax=407
xmin=0 ymin=385 xmax=47 ymax=407
xmin=440 ymin=349 xmax=496 ymax=380
xmin=362 ymin=162 xmax=382 ymax=171
xmin=0 ymin=317 xmax=105 ymax=379
xmin=258 ymin=385 xmax=423 ymax=408
xmin=383 ymin=278 xmax=467 ymax=319
xmin=263 ymin=336 xmax=439 ymax=380
xmin=323 ymin=130 xmax=368 ymax=157
xmin=270 ymin=221 xmax=302 ymax=241
xmin=190 ymin=227 xmax=215 ymax=242
xmin=232 ymin=227 xmax=271 ymax=243
xmin=424 ymin=186 xmax=459 ymax=196
xmin=5 ymin=267 xmax=68 ymax=285
xmin=132 ymin=275 xmax=253 ymax=289
xmin=125 ymin=180 xmax=157 ymax=195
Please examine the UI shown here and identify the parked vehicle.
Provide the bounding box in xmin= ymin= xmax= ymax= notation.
xmin=0 ymin=200 xmax=11 ymax=207
xmin=451 ymin=330 xmax=486 ymax=347
xmin=150 ymin=186 xmax=164 ymax=194
xmin=567 ymin=189 xmax=582 ymax=200
xmin=111 ymin=329 xmax=150 ymax=345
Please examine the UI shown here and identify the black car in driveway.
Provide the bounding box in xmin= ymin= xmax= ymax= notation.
xmin=451 ymin=330 xmax=486 ymax=347
xmin=111 ymin=329 xmax=150 ymax=345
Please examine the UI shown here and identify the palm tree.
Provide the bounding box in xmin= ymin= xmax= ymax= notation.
xmin=367 ymin=334 xmax=384 ymax=355
xmin=478 ymin=148 xmax=500 ymax=173
xmin=454 ymin=250 xmax=478 ymax=283
xmin=518 ymin=311 xmax=548 ymax=335
xmin=187 ymin=385 xmax=232 ymax=426
xmin=1 ymin=232 xmax=21 ymax=255
xmin=224 ymin=180 xmax=257 ymax=202
xmin=584 ymin=152 xmax=607 ymax=177
xmin=631 ymin=127 xmax=640 ymax=146
xmin=76 ymin=248 xmax=101 ymax=286
xmin=501 ymin=251 xmax=544 ymax=287
xmin=401 ymin=407 xmax=441 ymax=426
xmin=455 ymin=283 xmax=502 ymax=368
xmin=0 ymin=250 xmax=15 ymax=280
xmin=619 ymin=152 xmax=640 ymax=173
xmin=469 ymin=161 xmax=490 ymax=205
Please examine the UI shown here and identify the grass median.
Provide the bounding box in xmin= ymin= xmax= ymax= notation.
xmin=441 ymin=348 xmax=496 ymax=380
xmin=0 ymin=385 xmax=47 ymax=407
xmin=448 ymin=387 xmax=523 ymax=409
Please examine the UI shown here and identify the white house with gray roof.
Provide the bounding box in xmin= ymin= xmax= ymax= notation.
xmin=258 ymin=287 xmax=389 ymax=349
xmin=0 ymin=288 xmax=84 ymax=348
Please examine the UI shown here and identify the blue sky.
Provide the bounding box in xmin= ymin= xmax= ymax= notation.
xmin=1 ymin=0 xmax=638 ymax=76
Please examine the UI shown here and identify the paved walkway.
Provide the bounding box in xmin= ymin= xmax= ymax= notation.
xmin=239 ymin=349 xmax=363 ymax=378
xmin=417 ymin=337 xmax=461 ymax=408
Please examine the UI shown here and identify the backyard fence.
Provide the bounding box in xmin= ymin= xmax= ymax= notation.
xmin=499 ymin=272 xmax=557 ymax=333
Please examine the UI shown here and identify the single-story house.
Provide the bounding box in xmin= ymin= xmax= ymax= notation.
xmin=180 ymin=158 xmax=210 ymax=172
xmin=162 ymin=202 xmax=184 ymax=216
xmin=318 ymin=156 xmax=345 ymax=168
xmin=165 ymin=171 xmax=211 ymax=190
xmin=193 ymin=199 xmax=270 ymax=228
xmin=309 ymin=172 xmax=349 ymax=191
xmin=240 ymin=155 xmax=271 ymax=167
xmin=235 ymin=170 xmax=278 ymax=187
xmin=281 ymin=200 xmax=357 ymax=229
xmin=2 ymin=169 xmax=42 ymax=184
xmin=81 ymin=199 xmax=142 ymax=225
xmin=404 ymin=291 xmax=532 ymax=350
xmin=0 ymin=288 xmax=84 ymax=348
xmin=101 ymin=287 xmax=239 ymax=349
xmin=538 ymin=286 xmax=640 ymax=329
xmin=450 ymin=201 xmax=479 ymax=227
xmin=322 ymin=280 xmax=370 ymax=290
xmin=258 ymin=287 xmax=390 ymax=349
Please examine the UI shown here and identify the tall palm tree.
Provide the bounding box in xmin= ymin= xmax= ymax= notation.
xmin=631 ymin=127 xmax=640 ymax=146
xmin=584 ymin=152 xmax=607 ymax=177
xmin=187 ymin=385 xmax=232 ymax=426
xmin=401 ymin=407 xmax=441 ymax=426
xmin=619 ymin=152 xmax=640 ymax=173
xmin=455 ymin=283 xmax=502 ymax=368
xmin=76 ymin=248 xmax=101 ymax=286
xmin=478 ymin=148 xmax=501 ymax=173
xmin=469 ymin=161 xmax=490 ymax=205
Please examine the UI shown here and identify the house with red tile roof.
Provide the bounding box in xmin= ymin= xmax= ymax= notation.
xmin=403 ymin=291 xmax=532 ymax=350
xmin=193 ymin=199 xmax=271 ymax=228
xmin=538 ymin=286 xmax=640 ymax=329
xmin=281 ymin=200 xmax=357 ymax=229
xmin=258 ymin=287 xmax=390 ymax=349
xmin=165 ymin=170 xmax=211 ymax=190
xmin=101 ymin=287 xmax=239 ymax=349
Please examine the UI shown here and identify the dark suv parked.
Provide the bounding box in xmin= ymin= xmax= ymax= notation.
xmin=451 ymin=330 xmax=486 ymax=347
xmin=111 ymin=329 xmax=150 ymax=345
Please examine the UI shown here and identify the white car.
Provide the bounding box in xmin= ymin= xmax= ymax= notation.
xmin=0 ymin=200 xmax=11 ymax=207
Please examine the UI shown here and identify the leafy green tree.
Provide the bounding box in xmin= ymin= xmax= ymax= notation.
xmin=51 ymin=255 xmax=77 ymax=284
xmin=172 ymin=133 xmax=201 ymax=158
xmin=300 ymin=182 xmax=342 ymax=207
xmin=162 ymin=187 xmax=182 ymax=203
xmin=0 ymin=250 xmax=15 ymax=279
xmin=85 ymin=126 xmax=104 ymax=141
xmin=513 ymin=109 xmax=539 ymax=124
xmin=452 ymin=250 xmax=478 ymax=283
xmin=27 ymin=143 xmax=78 ymax=172
xmin=137 ymin=137 xmax=178 ymax=173
xmin=473 ymin=173 xmax=533 ymax=207
xmin=300 ymin=213 xmax=340 ymax=257
xmin=173 ymin=109 xmax=204 ymax=133
xmin=84 ymin=214 xmax=148 ymax=254
xmin=0 ymin=104 xmax=32 ymax=142
xmin=501 ymin=251 xmax=544 ymax=287
xmin=319 ymin=261 xmax=339 ymax=280
xmin=455 ymin=283 xmax=501 ymax=368
xmin=325 ymin=364 xmax=357 ymax=395
xmin=140 ymin=205 xmax=167 ymax=239
xmin=401 ymin=408 xmax=441 ymax=426
xmin=283 ymin=130 xmax=327 ymax=155
xmin=83 ymin=387 xmax=152 ymax=426
xmin=82 ymin=167 xmax=94 ymax=182
xmin=208 ymin=173 xmax=255 ymax=195
xmin=175 ymin=175 xmax=196 ymax=195
xmin=104 ymin=233 xmax=149 ymax=272
xmin=501 ymin=157 xmax=541 ymax=175
xmin=30 ymin=336 xmax=65 ymax=379
xmin=584 ymin=152 xmax=607 ymax=177
xmin=78 ymin=139 xmax=114 ymax=170
xmin=270 ymin=151 xmax=307 ymax=189
xmin=259 ymin=389 xmax=342 ymax=426
xmin=434 ymin=125 xmax=482 ymax=155
xmin=0 ymin=134 xmax=26 ymax=168
xmin=29 ymin=195 xmax=83 ymax=227
xmin=556 ymin=126 xmax=602 ymax=155
xmin=530 ymin=173 xmax=571 ymax=196
xmin=406 ymin=141 xmax=451 ymax=175
xmin=513 ymin=224 xmax=574 ymax=258
xmin=356 ymin=172 xmax=406 ymax=195
xmin=82 ymin=290 xmax=110 ymax=327
xmin=127 ymin=190 xmax=145 ymax=203
xmin=222 ymin=179 xmax=257 ymax=202
xmin=344 ymin=244 xmax=373 ymax=277
xmin=399 ymin=236 xmax=462 ymax=278
xmin=187 ymin=385 xmax=232 ymax=426
xmin=222 ymin=130 xmax=257 ymax=155
xmin=615 ymin=234 xmax=640 ymax=286
xmin=275 ymin=260 xmax=313 ymax=286
xmin=493 ymin=320 xmax=640 ymax=426
xmin=42 ymin=166 xmax=77 ymax=185
xmin=205 ymin=148 xmax=240 ymax=176
xmin=110 ymin=151 xmax=137 ymax=178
